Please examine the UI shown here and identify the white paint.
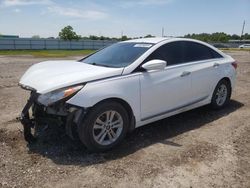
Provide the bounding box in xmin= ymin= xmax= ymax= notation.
xmin=19 ymin=38 xmax=236 ymax=129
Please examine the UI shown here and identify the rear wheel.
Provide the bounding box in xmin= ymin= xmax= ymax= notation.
xmin=210 ymin=79 xmax=231 ymax=109
xmin=78 ymin=101 xmax=129 ymax=152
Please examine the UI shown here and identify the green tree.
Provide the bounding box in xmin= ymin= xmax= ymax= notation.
xmin=32 ymin=35 xmax=40 ymax=39
xmin=231 ymin=34 xmax=241 ymax=40
xmin=144 ymin=34 xmax=155 ymax=38
xmin=121 ymin=35 xmax=129 ymax=41
xmin=242 ymin=33 xmax=250 ymax=40
xmin=89 ymin=35 xmax=99 ymax=40
xmin=59 ymin=25 xmax=80 ymax=40
xmin=184 ymin=32 xmax=230 ymax=42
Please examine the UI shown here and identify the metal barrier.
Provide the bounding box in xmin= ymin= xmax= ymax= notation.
xmin=0 ymin=38 xmax=244 ymax=50
xmin=0 ymin=38 xmax=117 ymax=50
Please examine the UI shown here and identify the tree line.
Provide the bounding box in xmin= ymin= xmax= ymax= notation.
xmin=58 ymin=25 xmax=131 ymax=41
xmin=30 ymin=25 xmax=250 ymax=42
xmin=184 ymin=32 xmax=250 ymax=42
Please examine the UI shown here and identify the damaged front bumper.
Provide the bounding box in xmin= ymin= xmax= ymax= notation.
xmin=20 ymin=91 xmax=86 ymax=143
xmin=20 ymin=92 xmax=39 ymax=143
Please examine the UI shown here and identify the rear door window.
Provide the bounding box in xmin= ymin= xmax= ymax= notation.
xmin=183 ymin=41 xmax=222 ymax=62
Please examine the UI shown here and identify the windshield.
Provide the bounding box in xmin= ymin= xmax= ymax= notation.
xmin=81 ymin=42 xmax=153 ymax=68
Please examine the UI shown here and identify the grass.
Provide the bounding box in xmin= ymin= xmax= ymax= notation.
xmin=0 ymin=48 xmax=248 ymax=58
xmin=220 ymin=48 xmax=250 ymax=51
xmin=0 ymin=50 xmax=96 ymax=57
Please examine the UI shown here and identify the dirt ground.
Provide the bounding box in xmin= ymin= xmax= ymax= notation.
xmin=0 ymin=51 xmax=249 ymax=188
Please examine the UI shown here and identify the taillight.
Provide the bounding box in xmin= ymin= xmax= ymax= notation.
xmin=232 ymin=61 xmax=237 ymax=69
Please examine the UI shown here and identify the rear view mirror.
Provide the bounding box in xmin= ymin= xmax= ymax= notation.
xmin=142 ymin=59 xmax=167 ymax=71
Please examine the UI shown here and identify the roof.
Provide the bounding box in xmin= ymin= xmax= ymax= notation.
xmin=123 ymin=37 xmax=170 ymax=44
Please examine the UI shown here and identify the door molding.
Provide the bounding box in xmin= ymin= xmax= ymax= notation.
xmin=141 ymin=95 xmax=209 ymax=121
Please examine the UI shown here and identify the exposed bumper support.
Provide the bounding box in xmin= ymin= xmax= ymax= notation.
xmin=20 ymin=92 xmax=38 ymax=143
xmin=20 ymin=92 xmax=87 ymax=143
xmin=65 ymin=107 xmax=86 ymax=140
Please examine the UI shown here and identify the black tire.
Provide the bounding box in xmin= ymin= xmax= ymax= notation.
xmin=78 ymin=101 xmax=129 ymax=152
xmin=210 ymin=79 xmax=231 ymax=109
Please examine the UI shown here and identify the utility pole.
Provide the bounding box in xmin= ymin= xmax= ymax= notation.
xmin=241 ymin=20 xmax=245 ymax=40
xmin=162 ymin=27 xmax=164 ymax=37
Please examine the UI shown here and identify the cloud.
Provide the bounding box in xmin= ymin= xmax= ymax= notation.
xmin=1 ymin=0 xmax=53 ymax=7
xmin=119 ymin=0 xmax=173 ymax=7
xmin=47 ymin=5 xmax=108 ymax=20
xmin=0 ymin=0 xmax=108 ymax=20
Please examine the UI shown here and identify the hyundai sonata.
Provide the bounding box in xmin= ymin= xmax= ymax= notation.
xmin=19 ymin=38 xmax=237 ymax=151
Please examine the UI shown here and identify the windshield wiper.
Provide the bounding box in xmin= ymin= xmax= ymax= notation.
xmin=91 ymin=62 xmax=114 ymax=68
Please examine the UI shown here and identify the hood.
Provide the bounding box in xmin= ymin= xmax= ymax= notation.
xmin=19 ymin=60 xmax=124 ymax=94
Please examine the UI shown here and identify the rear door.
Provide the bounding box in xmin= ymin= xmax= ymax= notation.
xmin=182 ymin=41 xmax=223 ymax=101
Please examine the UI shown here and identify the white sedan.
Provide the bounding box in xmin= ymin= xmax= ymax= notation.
xmin=19 ymin=38 xmax=237 ymax=152
xmin=239 ymin=44 xmax=250 ymax=49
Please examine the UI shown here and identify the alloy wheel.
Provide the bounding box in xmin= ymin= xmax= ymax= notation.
xmin=215 ymin=84 xmax=228 ymax=106
xmin=92 ymin=110 xmax=123 ymax=146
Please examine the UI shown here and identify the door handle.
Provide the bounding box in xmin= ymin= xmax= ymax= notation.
xmin=213 ymin=63 xmax=220 ymax=67
xmin=181 ymin=71 xmax=191 ymax=77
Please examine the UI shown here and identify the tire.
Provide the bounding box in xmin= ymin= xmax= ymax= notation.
xmin=210 ymin=79 xmax=231 ymax=109
xmin=78 ymin=101 xmax=129 ymax=152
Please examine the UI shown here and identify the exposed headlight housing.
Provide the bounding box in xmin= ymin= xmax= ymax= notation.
xmin=37 ymin=85 xmax=84 ymax=106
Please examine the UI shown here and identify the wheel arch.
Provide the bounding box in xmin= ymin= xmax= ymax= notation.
xmin=210 ymin=76 xmax=232 ymax=109
xmin=220 ymin=77 xmax=232 ymax=89
xmin=91 ymin=97 xmax=136 ymax=132
xmin=209 ymin=76 xmax=232 ymax=102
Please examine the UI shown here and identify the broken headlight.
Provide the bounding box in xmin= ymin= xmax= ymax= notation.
xmin=37 ymin=85 xmax=84 ymax=106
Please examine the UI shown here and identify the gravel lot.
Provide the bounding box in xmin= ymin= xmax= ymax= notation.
xmin=0 ymin=51 xmax=249 ymax=188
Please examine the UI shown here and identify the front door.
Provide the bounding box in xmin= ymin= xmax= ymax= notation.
xmin=140 ymin=65 xmax=192 ymax=120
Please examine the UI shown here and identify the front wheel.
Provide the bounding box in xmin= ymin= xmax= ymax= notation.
xmin=210 ymin=79 xmax=231 ymax=109
xmin=78 ymin=101 xmax=129 ymax=152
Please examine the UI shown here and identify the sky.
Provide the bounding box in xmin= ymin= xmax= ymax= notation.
xmin=0 ymin=0 xmax=250 ymax=38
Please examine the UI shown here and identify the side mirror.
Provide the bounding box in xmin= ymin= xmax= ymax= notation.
xmin=142 ymin=59 xmax=167 ymax=71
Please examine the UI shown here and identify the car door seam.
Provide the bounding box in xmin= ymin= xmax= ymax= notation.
xmin=141 ymin=95 xmax=209 ymax=121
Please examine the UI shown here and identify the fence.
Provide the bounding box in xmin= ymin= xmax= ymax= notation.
xmin=0 ymin=38 xmax=117 ymax=50
xmin=210 ymin=42 xmax=241 ymax=48
xmin=0 ymin=38 xmax=244 ymax=50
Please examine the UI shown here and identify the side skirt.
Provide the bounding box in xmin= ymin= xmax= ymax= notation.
xmin=136 ymin=96 xmax=210 ymax=128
